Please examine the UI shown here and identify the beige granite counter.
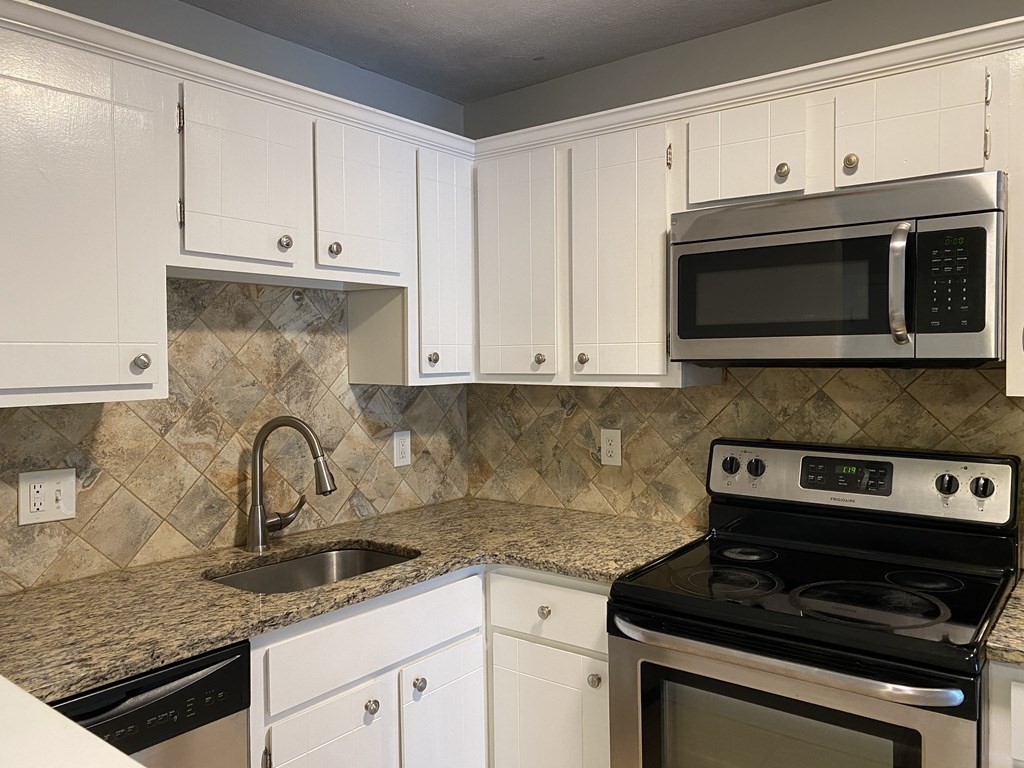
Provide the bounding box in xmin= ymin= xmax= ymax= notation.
xmin=987 ymin=585 xmax=1024 ymax=665
xmin=0 ymin=499 xmax=697 ymax=703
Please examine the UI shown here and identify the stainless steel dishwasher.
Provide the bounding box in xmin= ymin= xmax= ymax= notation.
xmin=52 ymin=641 xmax=249 ymax=767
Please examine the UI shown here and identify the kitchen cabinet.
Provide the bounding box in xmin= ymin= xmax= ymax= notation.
xmin=570 ymin=124 xmax=674 ymax=376
xmin=417 ymin=149 xmax=474 ymax=375
xmin=181 ymin=81 xmax=315 ymax=267
xmin=986 ymin=661 xmax=1024 ymax=767
xmin=477 ymin=147 xmax=558 ymax=375
xmin=315 ymin=119 xmax=417 ymax=278
xmin=688 ymin=95 xmax=807 ymax=203
xmin=835 ymin=59 xmax=988 ymax=187
xmin=0 ymin=29 xmax=166 ymax=407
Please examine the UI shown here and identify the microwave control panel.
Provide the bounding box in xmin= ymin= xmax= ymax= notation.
xmin=916 ymin=227 xmax=986 ymax=334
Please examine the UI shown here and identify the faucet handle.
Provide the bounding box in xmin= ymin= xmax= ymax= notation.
xmin=268 ymin=495 xmax=306 ymax=533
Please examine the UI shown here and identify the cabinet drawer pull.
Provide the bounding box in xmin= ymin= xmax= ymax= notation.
xmin=537 ymin=605 xmax=552 ymax=620
xmin=775 ymin=162 xmax=791 ymax=179
xmin=278 ymin=234 xmax=293 ymax=249
xmin=328 ymin=241 xmax=343 ymax=256
xmin=587 ymin=674 xmax=602 ymax=689
xmin=427 ymin=352 xmax=440 ymax=365
xmin=133 ymin=353 xmax=152 ymax=370
xmin=364 ymin=699 xmax=380 ymax=715
xmin=577 ymin=352 xmax=590 ymax=365
xmin=843 ymin=153 xmax=860 ymax=170
xmin=534 ymin=353 xmax=547 ymax=365
xmin=413 ymin=677 xmax=428 ymax=693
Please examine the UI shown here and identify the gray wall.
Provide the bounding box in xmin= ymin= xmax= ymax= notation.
xmin=463 ymin=0 xmax=1024 ymax=138
xmin=34 ymin=0 xmax=464 ymax=135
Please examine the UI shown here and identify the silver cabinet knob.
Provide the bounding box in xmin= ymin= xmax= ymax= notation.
xmin=775 ymin=162 xmax=791 ymax=178
xmin=577 ymin=352 xmax=590 ymax=365
xmin=413 ymin=677 xmax=428 ymax=693
xmin=328 ymin=241 xmax=343 ymax=256
xmin=277 ymin=234 xmax=293 ymax=249
xmin=364 ymin=699 xmax=380 ymax=715
xmin=843 ymin=153 xmax=860 ymax=169
xmin=537 ymin=605 xmax=551 ymax=620
xmin=427 ymin=352 xmax=440 ymax=365
xmin=587 ymin=674 xmax=602 ymax=689
xmin=534 ymin=353 xmax=546 ymax=365
xmin=133 ymin=353 xmax=152 ymax=370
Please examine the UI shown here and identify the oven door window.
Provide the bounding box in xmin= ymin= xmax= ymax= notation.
xmin=676 ymin=231 xmax=906 ymax=340
xmin=641 ymin=664 xmax=921 ymax=767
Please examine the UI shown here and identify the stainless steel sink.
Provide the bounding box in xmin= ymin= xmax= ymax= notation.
xmin=210 ymin=549 xmax=415 ymax=594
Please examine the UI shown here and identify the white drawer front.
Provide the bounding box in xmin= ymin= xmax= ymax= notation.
xmin=489 ymin=574 xmax=609 ymax=654
xmin=400 ymin=633 xmax=484 ymax=706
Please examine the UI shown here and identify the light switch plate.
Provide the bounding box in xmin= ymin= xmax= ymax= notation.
xmin=601 ymin=429 xmax=621 ymax=466
xmin=393 ymin=430 xmax=412 ymax=467
xmin=18 ymin=468 xmax=76 ymax=525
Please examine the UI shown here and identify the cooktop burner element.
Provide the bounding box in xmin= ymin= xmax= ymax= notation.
xmin=717 ymin=545 xmax=778 ymax=563
xmin=788 ymin=581 xmax=951 ymax=630
xmin=670 ymin=567 xmax=780 ymax=600
xmin=885 ymin=570 xmax=966 ymax=593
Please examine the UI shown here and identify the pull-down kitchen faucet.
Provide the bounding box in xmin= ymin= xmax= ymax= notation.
xmin=246 ymin=416 xmax=337 ymax=553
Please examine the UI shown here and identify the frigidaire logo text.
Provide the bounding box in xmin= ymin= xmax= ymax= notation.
xmin=830 ymin=496 xmax=857 ymax=504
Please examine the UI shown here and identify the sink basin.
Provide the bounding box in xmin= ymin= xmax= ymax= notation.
xmin=210 ymin=549 xmax=415 ymax=594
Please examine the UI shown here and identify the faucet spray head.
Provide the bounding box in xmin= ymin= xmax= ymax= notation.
xmin=313 ymin=456 xmax=337 ymax=496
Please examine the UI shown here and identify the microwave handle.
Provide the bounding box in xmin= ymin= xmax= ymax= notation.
xmin=888 ymin=221 xmax=913 ymax=345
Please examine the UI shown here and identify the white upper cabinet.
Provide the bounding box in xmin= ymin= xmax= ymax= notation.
xmin=315 ymin=120 xmax=417 ymax=278
xmin=182 ymin=82 xmax=314 ymax=266
xmin=571 ymin=125 xmax=671 ymax=376
xmin=0 ymin=30 xmax=166 ymax=406
xmin=835 ymin=59 xmax=988 ymax=187
xmin=477 ymin=147 xmax=558 ymax=375
xmin=688 ymin=95 xmax=807 ymax=203
xmin=417 ymin=149 xmax=474 ymax=375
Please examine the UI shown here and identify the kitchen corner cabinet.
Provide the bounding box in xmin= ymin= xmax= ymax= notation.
xmin=0 ymin=30 xmax=167 ymax=407
xmin=835 ymin=59 xmax=988 ymax=187
xmin=570 ymin=124 xmax=672 ymax=376
xmin=476 ymin=147 xmax=558 ymax=376
xmin=986 ymin=661 xmax=1024 ymax=767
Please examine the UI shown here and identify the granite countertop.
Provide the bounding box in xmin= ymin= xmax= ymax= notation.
xmin=0 ymin=499 xmax=697 ymax=703
xmin=987 ymin=586 xmax=1024 ymax=665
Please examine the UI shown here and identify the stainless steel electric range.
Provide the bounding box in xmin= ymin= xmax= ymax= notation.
xmin=608 ymin=438 xmax=1019 ymax=768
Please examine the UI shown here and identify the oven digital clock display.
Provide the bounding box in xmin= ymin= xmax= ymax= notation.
xmin=801 ymin=456 xmax=893 ymax=496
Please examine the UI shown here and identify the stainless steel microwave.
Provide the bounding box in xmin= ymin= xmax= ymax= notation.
xmin=669 ymin=171 xmax=1006 ymax=366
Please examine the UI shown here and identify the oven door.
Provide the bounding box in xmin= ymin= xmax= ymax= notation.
xmin=669 ymin=220 xmax=917 ymax=363
xmin=609 ymin=620 xmax=977 ymax=768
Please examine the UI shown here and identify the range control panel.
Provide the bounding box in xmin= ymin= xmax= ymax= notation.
xmin=708 ymin=439 xmax=1016 ymax=526
xmin=916 ymin=227 xmax=987 ymax=334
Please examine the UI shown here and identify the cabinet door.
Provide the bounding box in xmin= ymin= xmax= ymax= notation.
xmin=571 ymin=125 xmax=669 ymax=376
xmin=477 ymin=147 xmax=558 ymax=375
xmin=182 ymin=81 xmax=313 ymax=265
xmin=491 ymin=634 xmax=609 ymax=768
xmin=315 ymin=120 xmax=416 ymax=277
xmin=400 ymin=635 xmax=486 ymax=768
xmin=835 ymin=60 xmax=987 ymax=187
xmin=418 ymin=149 xmax=473 ymax=375
xmin=0 ymin=33 xmax=164 ymax=405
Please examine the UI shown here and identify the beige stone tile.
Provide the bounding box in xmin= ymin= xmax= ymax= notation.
xmin=517 ymin=385 xmax=559 ymax=413
xmin=0 ymin=572 xmax=22 ymax=594
xmin=80 ymin=403 xmax=160 ymax=483
xmin=0 ymin=512 xmax=74 ymax=586
xmin=402 ymin=453 xmax=445 ymax=503
xmin=681 ymin=373 xmax=743 ymax=421
xmin=166 ymin=279 xmax=225 ymax=339
xmin=210 ymin=510 xmax=248 ymax=549
xmin=168 ymin=318 xmax=234 ymax=392
xmin=357 ymin=389 xmax=402 ymax=441
xmin=445 ymin=445 xmax=469 ymax=496
xmin=771 ymin=425 xmax=797 ymax=441
xmin=165 ymin=395 xmax=233 ymax=472
xmin=167 ymin=477 xmax=237 ymax=549
xmin=678 ymin=425 xmax=722 ymax=482
xmin=305 ymin=390 xmax=355 ymax=455
xmin=382 ymin=385 xmax=422 ymax=415
xmin=846 ymin=431 xmax=878 ymax=447
xmin=200 ymin=283 xmax=265 ymax=353
xmin=425 ymin=413 xmax=466 ymax=472
xmin=236 ymin=394 xmax=290 ymax=447
xmin=954 ymin=394 xmax=1024 ymax=455
xmin=331 ymin=423 xmax=379 ymax=484
xmin=305 ymin=287 xmax=346 ymax=319
xmin=0 ymin=408 xmax=74 ymax=484
xmin=802 ymin=368 xmax=839 ymax=387
xmin=474 ymin=384 xmax=514 ymax=413
xmin=490 ymin=388 xmax=539 ymax=441
xmin=623 ymin=422 xmax=675 ymax=483
xmin=784 ymin=391 xmax=860 ymax=444
xmin=269 ymin=291 xmax=326 ymax=354
xmin=566 ymin=482 xmax=616 ymax=516
xmin=566 ymin=421 xmax=602 ymax=479
xmin=467 ymin=446 xmax=494 ymax=496
xmin=935 ymin=433 xmax=969 ymax=452
xmin=536 ymin=389 xmax=588 ymax=446
xmin=304 ymin=460 xmax=354 ymax=523
xmin=60 ymin=449 xmax=120 ymax=534
xmin=431 ymin=384 xmax=465 ymax=416
xmin=651 ymin=391 xmax=709 ymax=450
xmin=649 ymin=457 xmax=707 ymax=517
xmin=266 ymin=430 xmax=318 ymax=493
xmin=863 ymin=393 xmax=949 ymax=450
xmin=274 ymin=360 xmax=329 ymax=422
xmin=129 ymin=522 xmax=200 ymax=567
xmin=126 ymin=367 xmax=196 ymax=437
xmin=980 ymin=368 xmax=1007 ymax=390
xmin=0 ymin=481 xmax=15 ymax=520
xmin=301 ymin=321 xmax=349 ymax=385
xmin=710 ymin=390 xmax=780 ymax=440
xmin=540 ymin=455 xmax=591 ymax=506
xmin=473 ymin=419 xmax=515 ymax=469
xmin=405 ymin=390 xmax=446 ymax=439
xmin=467 ymin=388 xmax=492 ymax=439
xmin=125 ymin=441 xmax=200 ymax=518
xmin=383 ymin=481 xmax=424 ymax=515
xmin=591 ymin=389 xmax=645 ymax=443
xmin=746 ymin=369 xmax=818 ymax=422
xmin=823 ymin=369 xmax=902 ymax=427
xmin=476 ymin=474 xmax=516 ymax=502
xmin=621 ymin=388 xmax=672 ymax=419
xmin=514 ymin=421 xmax=559 ymax=473
xmin=624 ymin=486 xmax=677 ymax=523
xmin=239 ymin=284 xmax=292 ymax=318
xmin=333 ymin=380 xmax=378 ymax=422
xmin=285 ymin=507 xmax=327 ymax=534
xmin=244 ymin=465 xmax=300 ymax=520
xmin=727 ymin=368 xmax=762 ymax=385
xmin=573 ymin=387 xmax=612 ymax=412
xmin=883 ymin=368 xmax=924 ymax=388
xmin=340 ymin=489 xmax=377 ymax=521
xmin=32 ymin=403 xmax=104 ymax=444
xmin=494 ymin=448 xmax=541 ymax=502
xmin=360 ymin=453 xmax=404 ymax=513
xmin=206 ymin=434 xmax=252 ymax=509
xmin=594 ymin=464 xmax=647 ymax=513
xmin=36 ymin=537 xmax=116 ymax=586
xmin=907 ymin=370 xmax=998 ymax=430
xmin=236 ymin=321 xmax=301 ymax=390
xmin=81 ymin=488 xmax=161 ymax=567
xmin=519 ymin=477 xmax=563 ymax=509
xmin=204 ymin=359 xmax=268 ymax=428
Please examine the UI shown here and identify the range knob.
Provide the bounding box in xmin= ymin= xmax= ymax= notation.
xmin=970 ymin=476 xmax=996 ymax=499
xmin=721 ymin=456 xmax=741 ymax=475
xmin=935 ymin=474 xmax=960 ymax=496
xmin=746 ymin=458 xmax=766 ymax=478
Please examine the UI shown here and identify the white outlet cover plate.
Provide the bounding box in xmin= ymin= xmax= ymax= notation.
xmin=393 ymin=430 xmax=412 ymax=468
xmin=600 ymin=428 xmax=622 ymax=466
xmin=18 ymin=468 xmax=76 ymax=525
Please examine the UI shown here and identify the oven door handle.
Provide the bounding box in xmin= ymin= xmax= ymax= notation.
xmin=614 ymin=615 xmax=965 ymax=708
xmin=888 ymin=221 xmax=913 ymax=345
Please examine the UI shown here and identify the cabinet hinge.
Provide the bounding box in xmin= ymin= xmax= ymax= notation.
xmin=176 ymin=198 xmax=184 ymax=228
xmin=984 ymin=127 xmax=992 ymax=160
xmin=666 ymin=143 xmax=673 ymax=170
xmin=176 ymin=102 xmax=185 ymax=134
xmin=985 ymin=71 xmax=993 ymax=105
xmin=262 ymin=747 xmax=272 ymax=768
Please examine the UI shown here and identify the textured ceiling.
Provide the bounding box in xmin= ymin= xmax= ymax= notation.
xmin=176 ymin=0 xmax=832 ymax=103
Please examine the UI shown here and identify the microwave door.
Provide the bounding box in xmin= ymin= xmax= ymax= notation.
xmin=670 ymin=221 xmax=918 ymax=363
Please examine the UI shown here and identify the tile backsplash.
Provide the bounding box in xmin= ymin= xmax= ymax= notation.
xmin=0 ymin=280 xmax=467 ymax=592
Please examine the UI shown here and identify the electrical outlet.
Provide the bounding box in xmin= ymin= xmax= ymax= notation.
xmin=18 ymin=468 xmax=76 ymax=525
xmin=393 ymin=430 xmax=412 ymax=467
xmin=600 ymin=429 xmax=621 ymax=467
